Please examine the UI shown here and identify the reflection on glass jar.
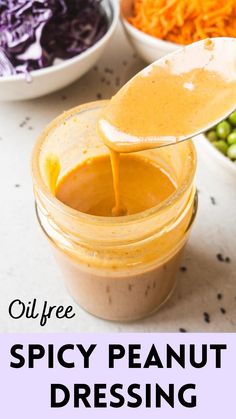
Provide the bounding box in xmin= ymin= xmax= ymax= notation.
xmin=32 ymin=101 xmax=197 ymax=321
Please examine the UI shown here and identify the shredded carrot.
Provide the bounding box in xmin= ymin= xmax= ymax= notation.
xmin=129 ymin=0 xmax=236 ymax=44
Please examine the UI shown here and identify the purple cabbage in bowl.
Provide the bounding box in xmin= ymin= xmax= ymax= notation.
xmin=0 ymin=0 xmax=108 ymax=76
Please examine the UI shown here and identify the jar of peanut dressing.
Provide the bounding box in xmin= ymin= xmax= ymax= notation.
xmin=32 ymin=101 xmax=197 ymax=321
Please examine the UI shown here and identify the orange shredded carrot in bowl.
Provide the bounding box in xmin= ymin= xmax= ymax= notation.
xmin=128 ymin=0 xmax=236 ymax=45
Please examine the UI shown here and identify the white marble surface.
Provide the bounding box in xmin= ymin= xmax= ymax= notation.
xmin=0 ymin=26 xmax=235 ymax=333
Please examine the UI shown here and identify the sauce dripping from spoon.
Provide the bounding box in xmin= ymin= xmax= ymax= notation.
xmin=97 ymin=37 xmax=236 ymax=215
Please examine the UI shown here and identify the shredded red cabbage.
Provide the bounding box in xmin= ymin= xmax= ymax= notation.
xmin=0 ymin=0 xmax=108 ymax=76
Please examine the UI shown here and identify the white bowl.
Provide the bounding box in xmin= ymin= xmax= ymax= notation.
xmin=0 ymin=0 xmax=119 ymax=101
xmin=196 ymin=134 xmax=236 ymax=182
xmin=120 ymin=0 xmax=180 ymax=63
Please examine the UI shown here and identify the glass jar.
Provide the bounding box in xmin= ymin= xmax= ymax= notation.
xmin=32 ymin=101 xmax=197 ymax=321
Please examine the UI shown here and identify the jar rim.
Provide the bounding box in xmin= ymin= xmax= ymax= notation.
xmin=31 ymin=100 xmax=197 ymax=227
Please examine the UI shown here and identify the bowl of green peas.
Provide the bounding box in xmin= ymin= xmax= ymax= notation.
xmin=202 ymin=110 xmax=236 ymax=175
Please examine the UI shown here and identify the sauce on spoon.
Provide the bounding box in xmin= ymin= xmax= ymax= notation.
xmin=98 ymin=38 xmax=236 ymax=152
xmin=97 ymin=37 xmax=236 ymax=215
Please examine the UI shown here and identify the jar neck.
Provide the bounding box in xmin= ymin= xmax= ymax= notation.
xmin=34 ymin=183 xmax=196 ymax=248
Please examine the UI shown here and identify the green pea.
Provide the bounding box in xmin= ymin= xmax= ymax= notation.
xmin=212 ymin=140 xmax=228 ymax=155
xmin=207 ymin=130 xmax=218 ymax=142
xmin=227 ymin=132 xmax=236 ymax=145
xmin=216 ymin=121 xmax=231 ymax=139
xmin=228 ymin=111 xmax=236 ymax=126
xmin=227 ymin=144 xmax=236 ymax=160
